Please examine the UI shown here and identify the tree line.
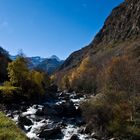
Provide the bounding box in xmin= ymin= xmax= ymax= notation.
xmin=0 ymin=48 xmax=50 ymax=103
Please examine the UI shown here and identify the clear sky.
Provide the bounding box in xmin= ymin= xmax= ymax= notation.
xmin=0 ymin=0 xmax=123 ymax=59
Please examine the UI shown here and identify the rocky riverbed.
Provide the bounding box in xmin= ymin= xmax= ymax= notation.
xmin=5 ymin=92 xmax=97 ymax=140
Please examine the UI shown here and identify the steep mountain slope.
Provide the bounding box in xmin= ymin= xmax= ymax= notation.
xmin=58 ymin=0 xmax=140 ymax=74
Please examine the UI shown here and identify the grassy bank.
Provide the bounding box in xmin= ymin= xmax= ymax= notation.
xmin=0 ymin=112 xmax=28 ymax=140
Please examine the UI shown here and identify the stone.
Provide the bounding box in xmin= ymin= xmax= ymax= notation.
xmin=35 ymin=109 xmax=44 ymax=116
xmin=18 ymin=115 xmax=33 ymax=126
xmin=91 ymin=132 xmax=101 ymax=139
xmin=70 ymin=134 xmax=79 ymax=140
xmin=42 ymin=105 xmax=58 ymax=116
xmin=62 ymin=101 xmax=77 ymax=117
xmin=38 ymin=126 xmax=62 ymax=139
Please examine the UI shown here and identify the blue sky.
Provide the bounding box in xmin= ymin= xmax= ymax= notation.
xmin=0 ymin=0 xmax=123 ymax=59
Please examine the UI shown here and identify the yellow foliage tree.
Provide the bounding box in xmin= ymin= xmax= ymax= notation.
xmin=8 ymin=57 xmax=29 ymax=89
xmin=63 ymin=56 xmax=97 ymax=93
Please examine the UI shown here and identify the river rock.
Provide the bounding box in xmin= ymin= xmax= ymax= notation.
xmin=61 ymin=101 xmax=77 ymax=117
xmin=18 ymin=115 xmax=33 ymax=126
xmin=42 ymin=105 xmax=58 ymax=116
xmin=58 ymin=92 xmax=70 ymax=100
xmin=76 ymin=119 xmax=86 ymax=126
xmin=35 ymin=109 xmax=45 ymax=116
xmin=42 ymin=100 xmax=77 ymax=118
xmin=38 ymin=126 xmax=62 ymax=139
xmin=70 ymin=134 xmax=79 ymax=140
xmin=20 ymin=106 xmax=27 ymax=112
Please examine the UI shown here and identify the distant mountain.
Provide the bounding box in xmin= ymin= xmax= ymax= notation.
xmin=50 ymin=55 xmax=61 ymax=62
xmin=10 ymin=55 xmax=64 ymax=74
xmin=27 ymin=56 xmax=46 ymax=68
xmin=36 ymin=58 xmax=64 ymax=74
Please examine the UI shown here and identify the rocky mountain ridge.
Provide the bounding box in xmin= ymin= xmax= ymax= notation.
xmin=58 ymin=0 xmax=140 ymax=73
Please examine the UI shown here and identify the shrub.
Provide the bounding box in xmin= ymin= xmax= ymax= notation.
xmin=81 ymin=89 xmax=140 ymax=138
xmin=0 ymin=84 xmax=22 ymax=103
xmin=99 ymin=56 xmax=140 ymax=94
xmin=81 ymin=56 xmax=140 ymax=139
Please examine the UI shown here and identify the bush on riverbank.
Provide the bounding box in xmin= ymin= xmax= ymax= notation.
xmin=81 ymin=56 xmax=140 ymax=139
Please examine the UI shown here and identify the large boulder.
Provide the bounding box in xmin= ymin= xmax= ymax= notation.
xmin=70 ymin=134 xmax=79 ymax=140
xmin=42 ymin=101 xmax=78 ymax=118
xmin=18 ymin=115 xmax=33 ymax=126
xmin=62 ymin=101 xmax=77 ymax=117
xmin=35 ymin=109 xmax=45 ymax=116
xmin=42 ymin=104 xmax=58 ymax=116
xmin=38 ymin=126 xmax=62 ymax=139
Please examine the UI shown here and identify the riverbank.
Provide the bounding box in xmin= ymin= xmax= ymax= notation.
xmin=4 ymin=92 xmax=95 ymax=140
xmin=0 ymin=112 xmax=28 ymax=140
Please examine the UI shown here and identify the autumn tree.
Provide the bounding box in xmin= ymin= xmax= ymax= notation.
xmin=5 ymin=56 xmax=50 ymax=102
xmin=60 ymin=75 xmax=70 ymax=90
xmin=99 ymin=56 xmax=140 ymax=97
xmin=67 ymin=56 xmax=97 ymax=93
xmin=28 ymin=70 xmax=50 ymax=96
xmin=8 ymin=57 xmax=29 ymax=88
xmin=81 ymin=56 xmax=140 ymax=139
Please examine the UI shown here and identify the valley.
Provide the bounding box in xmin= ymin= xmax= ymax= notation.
xmin=0 ymin=0 xmax=140 ymax=140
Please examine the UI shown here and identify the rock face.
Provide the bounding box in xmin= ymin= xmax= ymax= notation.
xmin=57 ymin=0 xmax=140 ymax=75
xmin=93 ymin=0 xmax=140 ymax=45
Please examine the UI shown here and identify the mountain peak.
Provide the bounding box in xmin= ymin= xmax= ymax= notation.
xmin=50 ymin=55 xmax=61 ymax=61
